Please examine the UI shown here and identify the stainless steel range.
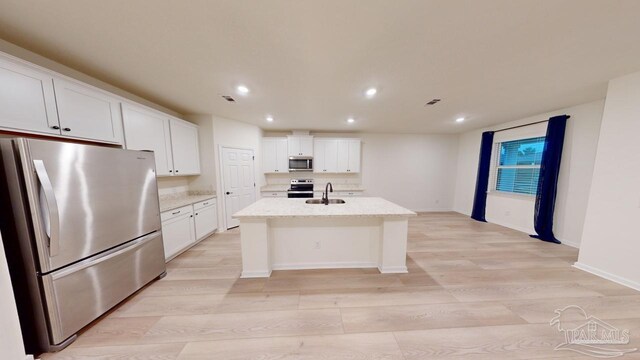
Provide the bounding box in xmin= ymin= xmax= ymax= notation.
xmin=287 ymin=179 xmax=314 ymax=198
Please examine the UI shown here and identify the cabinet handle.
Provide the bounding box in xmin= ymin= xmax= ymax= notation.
xmin=50 ymin=125 xmax=60 ymax=130
xmin=62 ymin=127 xmax=71 ymax=132
xmin=172 ymin=210 xmax=181 ymax=215
xmin=226 ymin=191 xmax=232 ymax=195
xmin=195 ymin=213 xmax=199 ymax=216
xmin=190 ymin=215 xmax=193 ymax=218
xmin=175 ymin=170 xmax=179 ymax=173
xmin=203 ymin=202 xmax=209 ymax=206
xmin=169 ymin=170 xmax=173 ymax=173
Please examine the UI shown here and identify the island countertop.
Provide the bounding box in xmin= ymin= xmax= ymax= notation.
xmin=233 ymin=197 xmax=416 ymax=219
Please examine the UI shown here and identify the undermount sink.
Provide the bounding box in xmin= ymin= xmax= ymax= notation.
xmin=305 ymin=199 xmax=346 ymax=204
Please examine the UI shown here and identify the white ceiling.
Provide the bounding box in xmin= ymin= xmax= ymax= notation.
xmin=1 ymin=1 xmax=640 ymax=133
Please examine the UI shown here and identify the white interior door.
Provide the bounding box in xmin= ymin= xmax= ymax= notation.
xmin=222 ymin=147 xmax=256 ymax=229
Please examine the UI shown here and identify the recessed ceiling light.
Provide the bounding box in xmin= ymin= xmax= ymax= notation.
xmin=266 ymin=116 xmax=274 ymax=122
xmin=365 ymin=87 xmax=377 ymax=98
xmin=347 ymin=117 xmax=355 ymax=124
xmin=456 ymin=117 xmax=465 ymax=123
xmin=236 ymin=85 xmax=249 ymax=95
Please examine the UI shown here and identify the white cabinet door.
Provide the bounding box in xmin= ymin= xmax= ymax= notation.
xmin=336 ymin=139 xmax=361 ymax=173
xmin=276 ymin=138 xmax=289 ymax=172
xmin=262 ymin=138 xmax=277 ymax=173
xmin=288 ymin=136 xmax=313 ymax=157
xmin=0 ymin=58 xmax=60 ymax=135
xmin=194 ymin=204 xmax=218 ymax=240
xmin=347 ymin=140 xmax=361 ymax=173
xmin=314 ymin=139 xmax=338 ymax=173
xmin=53 ymin=78 xmax=123 ymax=144
xmin=170 ymin=118 xmax=200 ymax=176
xmin=122 ymin=104 xmax=174 ymax=176
xmin=261 ymin=191 xmax=287 ymax=198
xmin=313 ymin=139 xmax=325 ymax=173
xmin=161 ymin=211 xmax=196 ymax=260
xmin=287 ymin=136 xmax=300 ymax=157
xmin=299 ymin=136 xmax=314 ymax=156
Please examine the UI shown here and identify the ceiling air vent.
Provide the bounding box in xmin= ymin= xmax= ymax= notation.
xmin=424 ymin=98 xmax=442 ymax=106
xmin=222 ymin=95 xmax=236 ymax=102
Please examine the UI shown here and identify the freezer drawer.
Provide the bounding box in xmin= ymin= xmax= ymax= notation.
xmin=41 ymin=231 xmax=165 ymax=345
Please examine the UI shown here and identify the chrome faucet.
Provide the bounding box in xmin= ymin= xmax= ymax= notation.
xmin=322 ymin=182 xmax=333 ymax=205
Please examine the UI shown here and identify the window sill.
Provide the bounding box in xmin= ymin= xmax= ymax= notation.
xmin=487 ymin=190 xmax=536 ymax=201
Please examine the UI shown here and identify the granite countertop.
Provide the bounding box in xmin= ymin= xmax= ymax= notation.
xmin=233 ymin=197 xmax=415 ymax=219
xmin=159 ymin=194 xmax=217 ymax=212
xmin=260 ymin=184 xmax=365 ymax=192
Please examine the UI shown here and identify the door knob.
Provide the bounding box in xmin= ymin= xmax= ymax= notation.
xmin=226 ymin=191 xmax=232 ymax=195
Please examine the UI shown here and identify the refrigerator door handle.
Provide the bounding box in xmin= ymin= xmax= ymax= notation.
xmin=33 ymin=159 xmax=60 ymax=257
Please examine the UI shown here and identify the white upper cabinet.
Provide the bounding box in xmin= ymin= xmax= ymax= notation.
xmin=262 ymin=137 xmax=288 ymax=173
xmin=288 ymin=135 xmax=313 ymax=157
xmin=0 ymin=57 xmax=60 ymax=135
xmin=314 ymin=139 xmax=339 ymax=173
xmin=169 ymin=118 xmax=201 ymax=176
xmin=122 ymin=104 xmax=174 ymax=176
xmin=53 ymin=78 xmax=123 ymax=144
xmin=337 ymin=139 xmax=361 ymax=173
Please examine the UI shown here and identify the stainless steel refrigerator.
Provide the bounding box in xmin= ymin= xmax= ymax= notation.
xmin=0 ymin=138 xmax=166 ymax=354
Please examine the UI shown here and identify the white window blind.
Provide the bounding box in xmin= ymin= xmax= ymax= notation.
xmin=494 ymin=136 xmax=545 ymax=196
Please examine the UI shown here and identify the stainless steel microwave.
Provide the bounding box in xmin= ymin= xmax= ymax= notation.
xmin=289 ymin=157 xmax=313 ymax=172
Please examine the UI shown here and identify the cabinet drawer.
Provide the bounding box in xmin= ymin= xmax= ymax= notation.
xmin=337 ymin=191 xmax=363 ymax=197
xmin=262 ymin=191 xmax=287 ymax=198
xmin=161 ymin=205 xmax=193 ymax=222
xmin=193 ymin=198 xmax=216 ymax=211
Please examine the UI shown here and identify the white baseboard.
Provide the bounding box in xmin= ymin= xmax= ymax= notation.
xmin=272 ymin=262 xmax=378 ymax=271
xmin=573 ymin=262 xmax=640 ymax=292
xmin=378 ymin=266 xmax=408 ymax=274
xmin=240 ymin=270 xmax=272 ymax=278
xmin=559 ymin=238 xmax=580 ymax=249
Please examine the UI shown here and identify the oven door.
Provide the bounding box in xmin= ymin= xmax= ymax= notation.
xmin=287 ymin=191 xmax=314 ymax=198
xmin=289 ymin=157 xmax=313 ymax=172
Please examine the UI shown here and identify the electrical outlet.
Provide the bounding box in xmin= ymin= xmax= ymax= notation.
xmin=315 ymin=241 xmax=321 ymax=249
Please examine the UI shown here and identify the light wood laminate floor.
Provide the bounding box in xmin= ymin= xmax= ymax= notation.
xmin=41 ymin=212 xmax=640 ymax=359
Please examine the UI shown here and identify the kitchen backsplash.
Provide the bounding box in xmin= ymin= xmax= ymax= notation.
xmin=264 ymin=172 xmax=362 ymax=185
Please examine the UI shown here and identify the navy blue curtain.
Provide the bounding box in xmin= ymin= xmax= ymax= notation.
xmin=471 ymin=131 xmax=495 ymax=222
xmin=530 ymin=115 xmax=569 ymax=244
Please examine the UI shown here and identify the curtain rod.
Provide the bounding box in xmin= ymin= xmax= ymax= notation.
xmin=493 ymin=115 xmax=570 ymax=133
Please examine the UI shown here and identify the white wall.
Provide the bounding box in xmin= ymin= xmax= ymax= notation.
xmin=453 ymin=100 xmax=604 ymax=247
xmin=0 ymin=233 xmax=27 ymax=360
xmin=359 ymin=133 xmax=458 ymax=212
xmin=211 ymin=116 xmax=265 ymax=230
xmin=576 ymin=71 xmax=640 ymax=291
xmin=263 ymin=132 xmax=459 ymax=212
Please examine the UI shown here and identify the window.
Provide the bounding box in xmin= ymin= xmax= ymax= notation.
xmin=494 ymin=136 xmax=545 ymax=195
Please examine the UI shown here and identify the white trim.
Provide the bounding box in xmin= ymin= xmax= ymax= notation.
xmin=485 ymin=217 xmax=534 ymax=234
xmin=272 ymin=262 xmax=378 ymax=271
xmin=487 ymin=190 xmax=536 ymax=201
xmin=573 ymin=262 xmax=640 ymax=292
xmin=378 ymin=266 xmax=409 ymax=274
xmin=240 ymin=270 xmax=272 ymax=278
xmin=559 ymin=239 xmax=580 ymax=249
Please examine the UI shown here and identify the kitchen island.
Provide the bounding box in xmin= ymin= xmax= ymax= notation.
xmin=233 ymin=197 xmax=416 ymax=278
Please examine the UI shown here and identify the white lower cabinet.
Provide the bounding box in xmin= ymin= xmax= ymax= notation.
xmin=160 ymin=205 xmax=196 ymax=260
xmin=161 ymin=199 xmax=218 ymax=261
xmin=194 ymin=200 xmax=218 ymax=240
xmin=262 ymin=191 xmax=287 ymax=198
xmin=338 ymin=191 xmax=363 ymax=197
